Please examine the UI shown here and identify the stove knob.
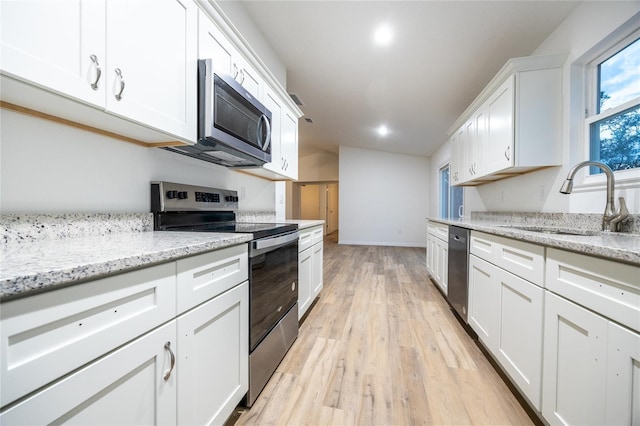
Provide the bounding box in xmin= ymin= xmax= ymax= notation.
xmin=166 ymin=190 xmax=178 ymax=199
xmin=178 ymin=191 xmax=188 ymax=199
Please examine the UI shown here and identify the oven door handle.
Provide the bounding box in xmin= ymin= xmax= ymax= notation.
xmin=253 ymin=231 xmax=299 ymax=251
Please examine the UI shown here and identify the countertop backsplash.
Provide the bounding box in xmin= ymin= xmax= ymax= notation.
xmin=1 ymin=213 xmax=153 ymax=244
xmin=235 ymin=211 xmax=277 ymax=223
xmin=469 ymin=211 xmax=640 ymax=234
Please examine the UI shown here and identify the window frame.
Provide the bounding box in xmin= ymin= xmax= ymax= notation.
xmin=439 ymin=163 xmax=464 ymax=220
xmin=579 ymin=27 xmax=640 ymax=192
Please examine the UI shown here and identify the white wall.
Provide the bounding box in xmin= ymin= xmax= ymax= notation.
xmin=0 ymin=110 xmax=275 ymax=213
xmin=298 ymin=152 xmax=339 ymax=182
xmin=432 ymin=2 xmax=640 ymax=216
xmin=339 ymin=145 xmax=429 ymax=247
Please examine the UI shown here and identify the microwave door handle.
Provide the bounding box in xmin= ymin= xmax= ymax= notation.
xmin=258 ymin=114 xmax=271 ymax=151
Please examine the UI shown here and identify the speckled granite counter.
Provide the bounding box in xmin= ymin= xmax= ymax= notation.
xmin=1 ymin=214 xmax=252 ymax=301
xmin=428 ymin=212 xmax=640 ymax=266
xmin=285 ymin=219 xmax=325 ymax=230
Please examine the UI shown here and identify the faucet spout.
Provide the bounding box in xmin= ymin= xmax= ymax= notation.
xmin=559 ymin=161 xmax=625 ymax=232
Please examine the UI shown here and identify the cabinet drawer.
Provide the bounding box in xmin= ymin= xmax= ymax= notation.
xmin=435 ymin=223 xmax=449 ymax=241
xmin=546 ymin=248 xmax=640 ymax=333
xmin=311 ymin=226 xmax=324 ymax=245
xmin=176 ymin=244 xmax=248 ymax=314
xmin=0 ymin=262 xmax=176 ymax=407
xmin=299 ymin=228 xmax=314 ymax=252
xmin=470 ymin=231 xmax=544 ymax=286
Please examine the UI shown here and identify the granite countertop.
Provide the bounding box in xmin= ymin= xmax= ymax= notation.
xmin=428 ymin=214 xmax=640 ymax=266
xmin=0 ymin=213 xmax=255 ymax=301
xmin=285 ymin=219 xmax=325 ymax=230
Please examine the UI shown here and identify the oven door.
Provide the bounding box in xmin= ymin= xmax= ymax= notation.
xmin=249 ymin=231 xmax=299 ymax=351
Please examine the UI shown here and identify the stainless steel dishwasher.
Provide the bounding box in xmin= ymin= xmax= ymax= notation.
xmin=447 ymin=226 xmax=470 ymax=323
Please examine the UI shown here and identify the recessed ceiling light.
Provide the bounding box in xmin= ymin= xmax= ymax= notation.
xmin=377 ymin=124 xmax=390 ymax=137
xmin=373 ymin=24 xmax=393 ymax=46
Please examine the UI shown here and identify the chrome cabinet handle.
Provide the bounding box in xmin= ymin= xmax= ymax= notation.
xmin=239 ymin=69 xmax=245 ymax=84
xmin=114 ymin=68 xmax=125 ymax=101
xmin=89 ymin=54 xmax=101 ymax=90
xmin=163 ymin=341 xmax=175 ymax=381
xmin=504 ymin=146 xmax=511 ymax=161
xmin=233 ymin=63 xmax=239 ymax=79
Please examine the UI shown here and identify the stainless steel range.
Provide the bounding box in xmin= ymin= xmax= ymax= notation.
xmin=151 ymin=181 xmax=299 ymax=407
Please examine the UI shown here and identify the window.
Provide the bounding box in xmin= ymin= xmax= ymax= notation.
xmin=587 ymin=31 xmax=640 ymax=176
xmin=439 ymin=165 xmax=464 ymax=219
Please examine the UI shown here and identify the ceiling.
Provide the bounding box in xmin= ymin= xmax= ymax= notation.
xmin=234 ymin=0 xmax=580 ymax=158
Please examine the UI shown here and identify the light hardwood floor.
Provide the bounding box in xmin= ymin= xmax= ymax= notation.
xmin=235 ymin=233 xmax=534 ymax=426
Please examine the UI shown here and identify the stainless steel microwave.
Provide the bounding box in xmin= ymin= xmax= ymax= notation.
xmin=164 ymin=58 xmax=272 ymax=167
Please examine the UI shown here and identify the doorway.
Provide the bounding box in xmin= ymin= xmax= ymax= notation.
xmin=295 ymin=182 xmax=339 ymax=235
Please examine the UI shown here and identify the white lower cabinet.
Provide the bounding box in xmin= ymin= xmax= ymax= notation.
xmin=0 ymin=245 xmax=250 ymax=426
xmin=298 ymin=225 xmax=324 ymax=320
xmin=177 ymin=281 xmax=248 ymax=426
xmin=542 ymin=292 xmax=608 ymax=426
xmin=426 ymin=221 xmax=448 ymax=295
xmin=606 ymin=322 xmax=640 ymax=426
xmin=542 ymin=291 xmax=640 ymax=426
xmin=0 ymin=321 xmax=178 ymax=425
xmin=494 ymin=267 xmax=543 ymax=409
xmin=468 ymin=255 xmax=499 ymax=350
xmin=468 ymin=231 xmax=544 ymax=409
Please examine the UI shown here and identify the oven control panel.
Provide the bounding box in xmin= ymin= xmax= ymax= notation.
xmin=151 ymin=181 xmax=239 ymax=212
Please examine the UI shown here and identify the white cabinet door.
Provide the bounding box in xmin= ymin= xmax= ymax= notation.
xmin=462 ymin=118 xmax=475 ymax=182
xmin=298 ymin=247 xmax=313 ymax=320
xmin=0 ymin=321 xmax=177 ymax=425
xmin=426 ymin=232 xmax=436 ymax=277
xmin=281 ymin=108 xmax=299 ymax=180
xmin=312 ymin=241 xmax=324 ymax=297
xmin=485 ymin=74 xmax=515 ymax=175
xmin=495 ymin=267 xmax=543 ymax=409
xmin=177 ymin=281 xmax=248 ymax=426
xmin=468 ymin=255 xmax=499 ymax=351
xmin=105 ymin=0 xmax=197 ymax=141
xmin=0 ymin=0 xmax=105 ymax=108
xmin=262 ymin=88 xmax=284 ymax=175
xmin=198 ymin=11 xmax=235 ymax=76
xmin=435 ymin=236 xmax=449 ymax=294
xmin=542 ymin=292 xmax=608 ymax=426
xmin=606 ymin=322 xmax=640 ymax=426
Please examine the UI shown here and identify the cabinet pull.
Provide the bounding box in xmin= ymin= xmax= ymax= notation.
xmin=239 ymin=69 xmax=245 ymax=84
xmin=233 ymin=63 xmax=239 ymax=79
xmin=163 ymin=341 xmax=175 ymax=381
xmin=89 ymin=54 xmax=101 ymax=90
xmin=114 ymin=68 xmax=125 ymax=101
xmin=504 ymin=146 xmax=511 ymax=161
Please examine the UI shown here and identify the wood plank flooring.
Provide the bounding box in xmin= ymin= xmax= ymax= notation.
xmin=235 ymin=233 xmax=534 ymax=425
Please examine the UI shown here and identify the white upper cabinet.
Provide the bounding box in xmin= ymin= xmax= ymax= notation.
xmin=198 ymin=10 xmax=263 ymax=100
xmin=106 ymin=0 xmax=197 ymax=142
xmin=449 ymin=54 xmax=564 ymax=185
xmin=484 ymin=74 xmax=515 ymax=176
xmin=0 ymin=0 xmax=197 ymax=144
xmin=0 ymin=0 xmax=105 ymax=108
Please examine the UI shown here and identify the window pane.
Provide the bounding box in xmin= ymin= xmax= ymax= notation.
xmin=439 ymin=167 xmax=450 ymax=218
xmin=598 ymin=37 xmax=640 ymax=113
xmin=590 ymin=104 xmax=640 ymax=173
xmin=450 ymin=186 xmax=464 ymax=219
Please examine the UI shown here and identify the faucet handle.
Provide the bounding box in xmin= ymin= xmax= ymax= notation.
xmin=610 ymin=196 xmax=629 ymax=231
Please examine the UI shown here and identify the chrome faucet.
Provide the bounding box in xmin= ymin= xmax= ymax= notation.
xmin=559 ymin=161 xmax=629 ymax=232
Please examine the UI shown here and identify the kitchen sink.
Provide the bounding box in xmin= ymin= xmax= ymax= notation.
xmin=496 ymin=225 xmax=600 ymax=236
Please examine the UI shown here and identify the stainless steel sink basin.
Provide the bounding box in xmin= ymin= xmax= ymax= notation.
xmin=497 ymin=225 xmax=600 ymax=236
